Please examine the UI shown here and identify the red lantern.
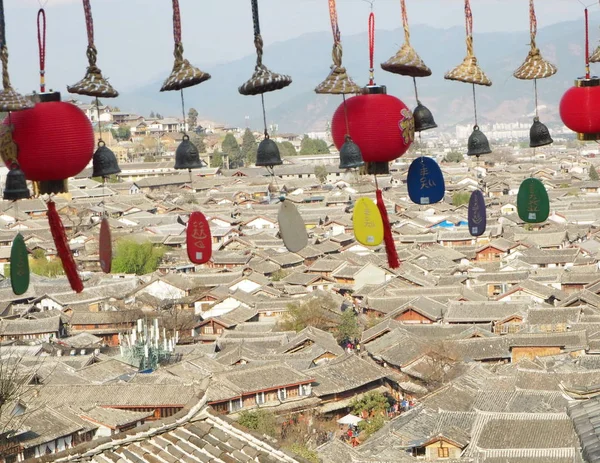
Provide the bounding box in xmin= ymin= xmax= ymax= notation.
xmin=559 ymin=77 xmax=600 ymax=141
xmin=331 ymin=86 xmax=414 ymax=163
xmin=4 ymin=93 xmax=94 ymax=181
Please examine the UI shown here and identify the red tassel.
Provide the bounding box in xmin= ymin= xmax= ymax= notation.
xmin=47 ymin=200 xmax=84 ymax=293
xmin=376 ymin=188 xmax=400 ymax=269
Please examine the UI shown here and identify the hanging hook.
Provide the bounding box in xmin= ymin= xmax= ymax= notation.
xmin=362 ymin=0 xmax=374 ymax=12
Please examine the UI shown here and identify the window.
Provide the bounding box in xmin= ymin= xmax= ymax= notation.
xmin=204 ymin=325 xmax=213 ymax=334
xmin=278 ymin=388 xmax=287 ymax=401
xmin=230 ymin=399 xmax=242 ymax=412
xmin=437 ymin=447 xmax=449 ymax=458
xmin=216 ymin=328 xmax=223 ymax=334
xmin=256 ymin=392 xmax=265 ymax=405
xmin=288 ymin=387 xmax=299 ymax=398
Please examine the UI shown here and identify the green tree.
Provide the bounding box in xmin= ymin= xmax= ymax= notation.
xmin=279 ymin=294 xmax=339 ymax=332
xmin=112 ymin=240 xmax=166 ymax=275
xmin=210 ymin=151 xmax=225 ymax=169
xmin=336 ymin=309 xmax=361 ymax=343
xmin=241 ymin=129 xmax=258 ymax=166
xmin=116 ymin=126 xmax=131 ymax=140
xmin=351 ymin=391 xmax=390 ymax=418
xmin=312 ymin=139 xmax=330 ymax=154
xmin=452 ymin=191 xmax=471 ymax=206
xmin=144 ymin=154 xmax=157 ymax=163
xmin=314 ymin=165 xmax=328 ymax=183
xmin=444 ymin=151 xmax=464 ymax=163
xmin=237 ymin=410 xmax=278 ymax=437
xmin=358 ymin=414 xmax=386 ymax=438
xmin=270 ymin=269 xmax=288 ymax=281
xmin=590 ymin=165 xmax=599 ymax=181
xmin=299 ymin=135 xmax=314 ymax=155
xmin=222 ymin=133 xmax=242 ymax=168
xmin=187 ymin=108 xmax=199 ymax=131
xmin=149 ymin=111 xmax=156 ymax=118
xmin=189 ymin=134 xmax=207 ymax=153
xmin=285 ymin=444 xmax=319 ymax=463
xmin=278 ymin=141 xmax=297 ymax=157
xmin=155 ymin=113 xmax=163 ymax=120
xmin=30 ymin=253 xmax=65 ymax=277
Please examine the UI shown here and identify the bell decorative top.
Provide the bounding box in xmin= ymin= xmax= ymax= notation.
xmin=514 ymin=0 xmax=557 ymax=80
xmin=381 ymin=0 xmax=431 ymax=78
xmin=445 ymin=0 xmax=492 ymax=86
xmin=529 ymin=117 xmax=553 ymax=148
xmin=413 ymin=103 xmax=438 ymax=133
xmin=92 ymin=141 xmax=122 ymax=178
xmin=256 ymin=136 xmax=283 ymax=168
xmin=315 ymin=0 xmax=361 ymax=95
xmin=338 ymin=136 xmax=364 ymax=170
xmin=174 ymin=135 xmax=203 ymax=170
xmin=467 ymin=125 xmax=492 ymax=157
xmin=68 ymin=0 xmax=119 ymax=98
xmin=161 ymin=0 xmax=211 ymax=91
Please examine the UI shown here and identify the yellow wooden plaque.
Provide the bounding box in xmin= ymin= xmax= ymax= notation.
xmin=353 ymin=197 xmax=384 ymax=247
xmin=0 ymin=125 xmax=18 ymax=166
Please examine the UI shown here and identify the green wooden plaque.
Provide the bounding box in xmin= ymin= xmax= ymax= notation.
xmin=517 ymin=178 xmax=550 ymax=224
xmin=10 ymin=233 xmax=29 ymax=296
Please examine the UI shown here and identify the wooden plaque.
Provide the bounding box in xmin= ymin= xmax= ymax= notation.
xmin=353 ymin=197 xmax=384 ymax=246
xmin=187 ymin=211 xmax=213 ymax=264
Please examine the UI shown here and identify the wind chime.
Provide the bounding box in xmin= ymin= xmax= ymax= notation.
xmin=381 ymin=0 xmax=444 ymax=207
xmin=161 ymin=0 xmax=213 ymax=265
xmin=445 ymin=0 xmax=492 ymax=237
xmin=240 ymin=0 xmax=307 ymax=253
xmin=2 ymin=3 xmax=96 ymax=294
xmin=331 ymin=8 xmax=414 ymax=269
xmin=315 ymin=0 xmax=363 ymax=170
xmin=68 ymin=0 xmax=121 ymax=273
xmin=0 ymin=0 xmax=33 ymax=296
xmin=515 ymin=0 xmax=555 ymax=225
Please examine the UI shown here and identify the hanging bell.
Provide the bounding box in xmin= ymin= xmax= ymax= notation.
xmin=3 ymin=163 xmax=30 ymax=201
xmin=529 ymin=117 xmax=553 ymax=148
xmin=339 ymin=136 xmax=364 ymax=169
xmin=92 ymin=141 xmax=121 ymax=178
xmin=467 ymin=126 xmax=492 ymax=157
xmin=256 ymin=136 xmax=283 ymax=167
xmin=413 ymin=102 xmax=438 ymax=132
xmin=174 ymin=135 xmax=203 ymax=170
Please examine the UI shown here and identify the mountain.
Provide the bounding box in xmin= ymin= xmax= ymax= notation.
xmin=116 ymin=16 xmax=600 ymax=133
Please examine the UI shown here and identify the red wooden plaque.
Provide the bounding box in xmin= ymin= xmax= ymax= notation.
xmin=187 ymin=212 xmax=212 ymax=264
xmin=99 ymin=217 xmax=112 ymax=273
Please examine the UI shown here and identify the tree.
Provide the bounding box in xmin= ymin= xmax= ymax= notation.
xmin=238 ymin=410 xmax=278 ymax=438
xmin=452 ymin=191 xmax=471 ymax=206
xmin=278 ymin=141 xmax=297 ymax=157
xmin=336 ymin=309 xmax=361 ymax=343
xmin=270 ymin=269 xmax=288 ymax=281
xmin=187 ymin=108 xmax=199 ymax=131
xmin=144 ymin=154 xmax=157 ymax=163
xmin=299 ymin=135 xmax=314 ymax=155
xmin=156 ymin=113 xmax=163 ymax=120
xmin=279 ymin=294 xmax=339 ymax=332
xmin=149 ymin=111 xmax=156 ymax=118
xmin=222 ymin=133 xmax=242 ymax=168
xmin=351 ymin=391 xmax=390 ymax=418
xmin=189 ymin=133 xmax=206 ymax=153
xmin=444 ymin=151 xmax=464 ymax=163
xmin=30 ymin=253 xmax=64 ymax=277
xmin=358 ymin=414 xmax=386 ymax=438
xmin=112 ymin=240 xmax=166 ymax=275
xmin=116 ymin=126 xmax=131 ymax=141
xmin=314 ymin=165 xmax=328 ymax=184
xmin=241 ymin=129 xmax=258 ymax=165
xmin=210 ymin=151 xmax=225 ymax=169
xmin=313 ymin=139 xmax=330 ymax=154
xmin=590 ymin=165 xmax=599 ymax=181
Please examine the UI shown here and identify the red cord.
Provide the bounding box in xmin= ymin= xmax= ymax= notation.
xmin=585 ymin=8 xmax=590 ymax=79
xmin=465 ymin=0 xmax=473 ymax=38
xmin=368 ymin=12 xmax=375 ymax=85
xmin=328 ymin=0 xmax=340 ymax=43
xmin=37 ymin=9 xmax=46 ymax=93
xmin=173 ymin=0 xmax=182 ymax=44
xmin=82 ymin=0 xmax=94 ymax=46
xmin=376 ymin=189 xmax=400 ymax=269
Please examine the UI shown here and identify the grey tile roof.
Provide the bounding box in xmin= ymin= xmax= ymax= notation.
xmin=310 ymin=353 xmax=387 ymax=396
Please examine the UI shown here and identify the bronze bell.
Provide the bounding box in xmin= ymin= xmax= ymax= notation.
xmin=3 ymin=163 xmax=30 ymax=201
xmin=256 ymin=136 xmax=283 ymax=167
xmin=529 ymin=117 xmax=553 ymax=148
xmin=174 ymin=135 xmax=203 ymax=170
xmin=92 ymin=142 xmax=121 ymax=178
xmin=467 ymin=125 xmax=492 ymax=157
xmin=339 ymin=136 xmax=364 ymax=169
xmin=413 ymin=102 xmax=438 ymax=132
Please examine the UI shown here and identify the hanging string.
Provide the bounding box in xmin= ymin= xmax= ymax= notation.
xmin=0 ymin=0 xmax=5 ymax=48
xmin=328 ymin=0 xmax=340 ymax=44
xmin=251 ymin=0 xmax=264 ymax=69
xmin=368 ymin=12 xmax=375 ymax=85
xmin=529 ymin=0 xmax=537 ymax=50
xmin=533 ymin=79 xmax=539 ymax=118
xmin=180 ymin=89 xmax=186 ymax=134
xmin=401 ymin=0 xmax=410 ymax=44
xmin=413 ymin=76 xmax=420 ymax=104
xmin=83 ymin=0 xmax=94 ymax=46
xmin=472 ymin=83 xmax=478 ymax=127
xmin=0 ymin=0 xmax=10 ymax=92
xmin=172 ymin=0 xmax=182 ymax=44
xmin=37 ymin=8 xmax=46 ymax=93
xmin=465 ymin=0 xmax=474 ymax=57
xmin=342 ymin=94 xmax=351 ymax=137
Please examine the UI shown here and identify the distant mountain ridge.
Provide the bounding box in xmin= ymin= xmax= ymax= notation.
xmin=116 ymin=16 xmax=600 ymax=133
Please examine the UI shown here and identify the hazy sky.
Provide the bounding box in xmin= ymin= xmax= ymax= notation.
xmin=5 ymin=0 xmax=598 ymax=94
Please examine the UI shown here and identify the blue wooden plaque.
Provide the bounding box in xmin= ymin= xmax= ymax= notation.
xmin=407 ymin=157 xmax=445 ymax=205
xmin=468 ymin=190 xmax=487 ymax=237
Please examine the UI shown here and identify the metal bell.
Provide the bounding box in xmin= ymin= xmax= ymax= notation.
xmin=529 ymin=117 xmax=553 ymax=148
xmin=174 ymin=135 xmax=203 ymax=170
xmin=92 ymin=142 xmax=121 ymax=178
xmin=467 ymin=126 xmax=492 ymax=157
xmin=413 ymin=103 xmax=438 ymax=132
xmin=3 ymin=163 xmax=30 ymax=201
xmin=339 ymin=136 xmax=364 ymax=169
xmin=256 ymin=136 xmax=283 ymax=167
